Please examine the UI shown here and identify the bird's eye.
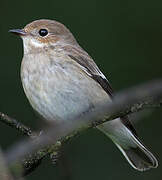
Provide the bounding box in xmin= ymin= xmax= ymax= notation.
xmin=38 ymin=29 xmax=48 ymax=37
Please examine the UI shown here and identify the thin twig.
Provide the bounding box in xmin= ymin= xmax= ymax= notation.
xmin=0 ymin=112 xmax=33 ymax=137
xmin=0 ymin=113 xmax=61 ymax=176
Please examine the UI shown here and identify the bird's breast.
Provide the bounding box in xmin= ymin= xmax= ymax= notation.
xmin=21 ymin=52 xmax=110 ymax=122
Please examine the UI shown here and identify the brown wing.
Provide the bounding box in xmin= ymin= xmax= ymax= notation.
xmin=63 ymin=45 xmax=137 ymax=135
xmin=63 ymin=45 xmax=113 ymax=97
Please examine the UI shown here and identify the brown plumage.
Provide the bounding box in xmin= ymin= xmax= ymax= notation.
xmin=10 ymin=19 xmax=158 ymax=171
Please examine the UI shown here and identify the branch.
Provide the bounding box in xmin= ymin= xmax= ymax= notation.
xmin=5 ymin=79 xmax=162 ymax=170
xmin=0 ymin=113 xmax=62 ymax=176
xmin=0 ymin=113 xmax=33 ymax=137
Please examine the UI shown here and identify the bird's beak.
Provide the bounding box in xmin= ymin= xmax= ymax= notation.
xmin=9 ymin=29 xmax=27 ymax=36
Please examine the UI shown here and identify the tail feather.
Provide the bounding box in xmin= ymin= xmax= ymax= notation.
xmin=97 ymin=118 xmax=158 ymax=171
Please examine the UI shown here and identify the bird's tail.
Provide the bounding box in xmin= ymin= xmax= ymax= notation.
xmin=97 ymin=118 xmax=158 ymax=171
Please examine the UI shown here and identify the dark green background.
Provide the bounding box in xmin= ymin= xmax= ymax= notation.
xmin=0 ymin=0 xmax=162 ymax=179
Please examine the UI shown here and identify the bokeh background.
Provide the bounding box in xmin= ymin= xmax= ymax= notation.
xmin=0 ymin=0 xmax=162 ymax=179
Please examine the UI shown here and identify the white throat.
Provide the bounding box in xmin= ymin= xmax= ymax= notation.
xmin=22 ymin=36 xmax=46 ymax=55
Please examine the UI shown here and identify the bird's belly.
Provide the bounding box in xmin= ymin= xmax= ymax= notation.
xmin=21 ymin=57 xmax=110 ymax=122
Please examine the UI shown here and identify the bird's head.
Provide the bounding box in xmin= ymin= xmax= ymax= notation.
xmin=9 ymin=19 xmax=77 ymax=54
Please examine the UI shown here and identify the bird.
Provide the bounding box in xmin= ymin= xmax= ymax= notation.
xmin=9 ymin=19 xmax=158 ymax=171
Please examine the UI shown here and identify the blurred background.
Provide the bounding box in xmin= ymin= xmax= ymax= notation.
xmin=0 ymin=0 xmax=162 ymax=179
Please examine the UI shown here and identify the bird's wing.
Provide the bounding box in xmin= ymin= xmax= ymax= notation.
xmin=63 ymin=45 xmax=137 ymax=135
xmin=63 ymin=45 xmax=113 ymax=97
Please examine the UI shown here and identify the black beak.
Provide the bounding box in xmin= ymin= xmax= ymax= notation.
xmin=9 ymin=29 xmax=27 ymax=36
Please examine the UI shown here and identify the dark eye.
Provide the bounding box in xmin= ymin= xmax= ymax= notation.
xmin=38 ymin=29 xmax=48 ymax=37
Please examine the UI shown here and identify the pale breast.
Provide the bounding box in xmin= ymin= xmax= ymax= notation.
xmin=21 ymin=52 xmax=111 ymax=122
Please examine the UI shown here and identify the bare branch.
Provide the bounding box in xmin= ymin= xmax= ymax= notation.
xmin=0 ymin=113 xmax=33 ymax=137
xmin=0 ymin=113 xmax=61 ymax=176
xmin=5 ymin=79 xmax=162 ymax=169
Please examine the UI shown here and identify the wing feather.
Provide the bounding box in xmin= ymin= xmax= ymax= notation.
xmin=63 ymin=45 xmax=113 ymax=97
xmin=62 ymin=45 xmax=137 ymax=134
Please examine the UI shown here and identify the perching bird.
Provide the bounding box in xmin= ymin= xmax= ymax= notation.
xmin=9 ymin=19 xmax=158 ymax=171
